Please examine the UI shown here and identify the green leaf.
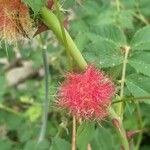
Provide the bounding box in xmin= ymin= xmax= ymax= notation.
xmin=75 ymin=32 xmax=90 ymax=52
xmin=77 ymin=121 xmax=95 ymax=150
xmin=116 ymin=10 xmax=134 ymax=30
xmin=0 ymin=139 xmax=12 ymax=150
xmin=18 ymin=121 xmax=40 ymax=143
xmin=25 ymin=104 xmax=42 ymax=122
xmin=76 ymin=1 xmax=100 ymax=17
xmin=83 ymin=39 xmax=123 ymax=68
xmin=141 ymin=146 xmax=150 ymax=150
xmin=50 ymin=137 xmax=71 ymax=150
xmin=70 ymin=20 xmax=89 ymax=35
xmin=6 ymin=114 xmax=23 ymax=130
xmin=24 ymin=140 xmax=50 ymax=150
xmin=90 ymin=10 xmax=115 ymax=26
xmin=131 ymin=26 xmax=150 ymax=50
xmin=122 ymin=0 xmax=137 ymax=8
xmin=23 ymin=0 xmax=46 ymax=14
xmin=128 ymin=52 xmax=150 ymax=77
xmin=140 ymin=104 xmax=150 ymax=127
xmin=91 ymin=127 xmax=117 ymax=150
xmin=91 ymin=24 xmax=127 ymax=45
xmin=140 ymin=0 xmax=150 ymax=17
xmin=126 ymin=74 xmax=150 ymax=104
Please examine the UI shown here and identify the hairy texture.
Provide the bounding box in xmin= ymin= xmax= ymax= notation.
xmin=0 ymin=0 xmax=34 ymax=43
xmin=57 ymin=66 xmax=116 ymax=121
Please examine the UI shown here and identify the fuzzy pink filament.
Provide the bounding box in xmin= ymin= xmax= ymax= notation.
xmin=58 ymin=66 xmax=116 ymax=121
xmin=0 ymin=0 xmax=34 ymax=43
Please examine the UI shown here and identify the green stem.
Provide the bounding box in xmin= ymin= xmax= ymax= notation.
xmin=116 ymin=0 xmax=121 ymax=12
xmin=109 ymin=107 xmax=130 ymax=150
xmin=40 ymin=7 xmax=87 ymax=70
xmin=72 ymin=116 xmax=76 ymax=150
xmin=134 ymin=0 xmax=149 ymax=25
xmin=113 ymin=96 xmax=150 ymax=104
xmin=38 ymin=38 xmax=50 ymax=142
xmin=117 ymin=46 xmax=130 ymax=119
xmin=0 ymin=104 xmax=22 ymax=116
xmin=132 ymin=12 xmax=149 ymax=25
xmin=53 ymin=0 xmax=72 ymax=70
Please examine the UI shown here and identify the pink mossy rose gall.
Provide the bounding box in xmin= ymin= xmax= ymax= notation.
xmin=0 ymin=0 xmax=34 ymax=43
xmin=57 ymin=66 xmax=116 ymax=121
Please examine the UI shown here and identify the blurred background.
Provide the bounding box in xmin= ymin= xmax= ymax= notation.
xmin=0 ymin=0 xmax=150 ymax=149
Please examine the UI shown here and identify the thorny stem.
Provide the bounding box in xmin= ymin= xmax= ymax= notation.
xmin=109 ymin=108 xmax=130 ymax=150
xmin=38 ymin=36 xmax=50 ymax=142
xmin=72 ymin=116 xmax=76 ymax=150
xmin=117 ymin=46 xmax=130 ymax=119
xmin=40 ymin=7 xmax=87 ymax=70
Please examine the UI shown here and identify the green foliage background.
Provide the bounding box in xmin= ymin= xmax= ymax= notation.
xmin=0 ymin=0 xmax=150 ymax=149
